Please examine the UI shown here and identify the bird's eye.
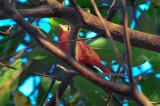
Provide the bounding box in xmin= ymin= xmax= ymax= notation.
xmin=68 ymin=26 xmax=71 ymax=31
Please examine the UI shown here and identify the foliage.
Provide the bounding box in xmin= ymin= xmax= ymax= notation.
xmin=0 ymin=0 xmax=160 ymax=106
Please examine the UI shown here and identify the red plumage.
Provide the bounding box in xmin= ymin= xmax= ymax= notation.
xmin=58 ymin=24 xmax=111 ymax=79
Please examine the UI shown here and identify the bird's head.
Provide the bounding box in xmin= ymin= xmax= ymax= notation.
xmin=59 ymin=24 xmax=71 ymax=39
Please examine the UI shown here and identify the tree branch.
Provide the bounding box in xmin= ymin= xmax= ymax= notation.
xmin=47 ymin=26 xmax=80 ymax=106
xmin=0 ymin=1 xmax=152 ymax=105
xmin=0 ymin=0 xmax=142 ymax=102
xmin=120 ymin=0 xmax=135 ymax=84
xmin=0 ymin=1 xmax=159 ymax=53
xmin=0 ymin=62 xmax=55 ymax=78
xmin=90 ymin=0 xmax=120 ymax=60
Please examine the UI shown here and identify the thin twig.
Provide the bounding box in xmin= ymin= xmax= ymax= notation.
xmin=40 ymin=80 xmax=55 ymax=105
xmin=56 ymin=64 xmax=77 ymax=74
xmin=0 ymin=62 xmax=55 ymax=78
xmin=119 ymin=0 xmax=135 ymax=84
xmin=40 ymin=63 xmax=76 ymax=106
xmin=47 ymin=26 xmax=80 ymax=106
xmin=0 ymin=69 xmax=22 ymax=98
xmin=90 ymin=2 xmax=129 ymax=104
xmin=113 ymin=52 xmax=126 ymax=82
xmin=1 ymin=1 xmax=151 ymax=105
xmin=131 ymin=0 xmax=143 ymax=32
xmin=0 ymin=29 xmax=23 ymax=44
xmin=99 ymin=91 xmax=107 ymax=102
xmin=0 ymin=44 xmax=36 ymax=62
xmin=98 ymin=73 xmax=125 ymax=77
xmin=106 ymin=52 xmax=126 ymax=105
xmin=55 ymin=90 xmax=59 ymax=106
xmin=47 ymin=73 xmax=76 ymax=106
xmin=40 ymin=62 xmax=57 ymax=106
xmin=0 ymin=31 xmax=9 ymax=34
xmin=62 ymin=0 xmax=65 ymax=5
xmin=105 ymin=0 xmax=116 ymax=19
xmin=0 ymin=62 xmax=17 ymax=70
xmin=40 ymin=73 xmax=56 ymax=106
xmin=0 ymin=1 xmax=160 ymax=53
xmin=0 ymin=26 xmax=12 ymax=34
xmin=56 ymin=37 xmax=97 ymax=44
xmin=106 ymin=8 xmax=118 ymax=21
xmin=90 ymin=0 xmax=120 ymax=60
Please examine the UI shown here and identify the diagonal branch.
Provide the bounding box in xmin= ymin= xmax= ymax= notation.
xmin=131 ymin=0 xmax=143 ymax=32
xmin=1 ymin=0 xmax=126 ymax=96
xmin=105 ymin=0 xmax=116 ymax=19
xmin=0 ymin=62 xmax=55 ymax=78
xmin=0 ymin=1 xmax=152 ymax=105
xmin=90 ymin=0 xmax=120 ymax=60
xmin=69 ymin=0 xmax=85 ymax=23
xmin=47 ymin=26 xmax=80 ymax=106
xmin=47 ymin=73 xmax=75 ymax=106
xmin=106 ymin=51 xmax=126 ymax=105
xmin=120 ymin=0 xmax=135 ymax=84
xmin=0 ymin=2 xmax=160 ymax=53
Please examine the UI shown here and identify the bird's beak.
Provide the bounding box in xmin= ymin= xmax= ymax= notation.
xmin=59 ymin=24 xmax=68 ymax=31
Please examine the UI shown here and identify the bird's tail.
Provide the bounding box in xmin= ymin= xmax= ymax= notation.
xmin=99 ymin=64 xmax=111 ymax=79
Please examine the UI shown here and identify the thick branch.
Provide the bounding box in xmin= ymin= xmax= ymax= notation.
xmin=1 ymin=0 xmax=141 ymax=101
xmin=0 ymin=1 xmax=159 ymax=53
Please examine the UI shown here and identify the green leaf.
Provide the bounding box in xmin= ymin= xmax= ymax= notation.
xmin=86 ymin=37 xmax=146 ymax=66
xmin=147 ymin=5 xmax=160 ymax=35
xmin=13 ymin=90 xmax=33 ymax=106
xmin=49 ymin=17 xmax=70 ymax=37
xmin=82 ymin=8 xmax=91 ymax=13
xmin=49 ymin=17 xmax=60 ymax=36
xmin=37 ymin=85 xmax=46 ymax=105
xmin=151 ymin=0 xmax=160 ymax=7
xmin=35 ymin=25 xmax=55 ymax=41
xmin=26 ymin=60 xmax=52 ymax=73
xmin=41 ymin=77 xmax=70 ymax=99
xmin=29 ymin=47 xmax=56 ymax=64
xmin=74 ymin=76 xmax=108 ymax=106
xmin=149 ymin=89 xmax=160 ymax=102
xmin=142 ymin=49 xmax=160 ymax=70
xmin=138 ymin=11 xmax=157 ymax=35
xmin=10 ymin=77 xmax=19 ymax=92
xmin=0 ymin=59 xmax=21 ymax=88
xmin=0 ymin=88 xmax=10 ymax=106
xmin=139 ymin=75 xmax=160 ymax=98
xmin=0 ymin=36 xmax=23 ymax=60
xmin=76 ymin=0 xmax=101 ymax=7
xmin=0 ymin=59 xmax=22 ymax=105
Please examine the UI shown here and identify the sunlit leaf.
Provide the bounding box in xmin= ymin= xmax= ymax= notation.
xmin=86 ymin=37 xmax=146 ymax=66
xmin=29 ymin=47 xmax=56 ymax=64
xmin=0 ymin=59 xmax=22 ymax=105
xmin=151 ymin=0 xmax=160 ymax=7
xmin=0 ymin=88 xmax=10 ymax=106
xmin=49 ymin=18 xmax=70 ymax=37
xmin=13 ymin=90 xmax=32 ymax=106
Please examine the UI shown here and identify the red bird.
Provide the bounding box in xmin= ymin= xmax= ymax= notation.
xmin=58 ymin=24 xmax=111 ymax=79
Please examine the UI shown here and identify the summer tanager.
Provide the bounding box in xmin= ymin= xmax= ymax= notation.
xmin=58 ymin=24 xmax=111 ymax=79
